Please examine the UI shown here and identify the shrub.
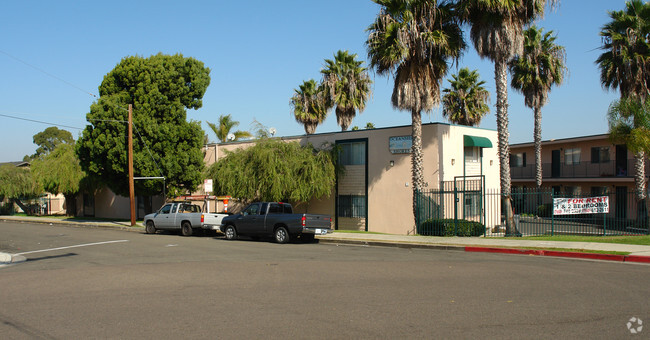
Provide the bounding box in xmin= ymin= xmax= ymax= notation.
xmin=418 ymin=218 xmax=485 ymax=237
xmin=537 ymin=203 xmax=553 ymax=217
xmin=0 ymin=202 xmax=14 ymax=215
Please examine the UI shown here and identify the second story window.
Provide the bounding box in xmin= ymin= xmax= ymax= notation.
xmin=564 ymin=148 xmax=581 ymax=165
xmin=591 ymin=146 xmax=610 ymax=163
xmin=510 ymin=152 xmax=526 ymax=167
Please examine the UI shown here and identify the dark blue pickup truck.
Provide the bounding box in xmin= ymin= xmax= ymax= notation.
xmin=220 ymin=202 xmax=331 ymax=243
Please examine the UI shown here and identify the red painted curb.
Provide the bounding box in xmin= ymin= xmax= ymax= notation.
xmin=625 ymin=255 xmax=650 ymax=263
xmin=465 ymin=246 xmax=650 ymax=263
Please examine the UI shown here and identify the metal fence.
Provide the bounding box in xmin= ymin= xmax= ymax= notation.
xmin=416 ymin=183 xmax=649 ymax=237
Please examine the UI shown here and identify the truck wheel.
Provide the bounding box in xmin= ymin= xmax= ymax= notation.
xmin=224 ymin=225 xmax=237 ymax=240
xmin=181 ymin=221 xmax=193 ymax=237
xmin=145 ymin=221 xmax=156 ymax=234
xmin=274 ymin=227 xmax=290 ymax=244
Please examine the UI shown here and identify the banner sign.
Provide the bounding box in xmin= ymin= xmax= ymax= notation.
xmin=389 ymin=136 xmax=412 ymax=154
xmin=553 ymin=196 xmax=609 ymax=215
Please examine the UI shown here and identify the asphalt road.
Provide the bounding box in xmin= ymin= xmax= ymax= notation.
xmin=1 ymin=221 xmax=648 ymax=339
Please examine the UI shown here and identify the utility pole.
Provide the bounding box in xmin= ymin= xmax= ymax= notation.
xmin=128 ymin=104 xmax=136 ymax=226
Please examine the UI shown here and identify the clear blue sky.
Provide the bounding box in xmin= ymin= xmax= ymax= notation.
xmin=0 ymin=0 xmax=622 ymax=162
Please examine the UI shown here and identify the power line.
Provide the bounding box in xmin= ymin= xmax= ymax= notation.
xmin=0 ymin=49 xmax=98 ymax=99
xmin=0 ymin=113 xmax=83 ymax=130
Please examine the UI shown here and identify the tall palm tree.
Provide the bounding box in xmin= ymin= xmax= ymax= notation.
xmin=596 ymin=0 xmax=650 ymax=209
xmin=321 ymin=50 xmax=373 ymax=131
xmin=206 ymin=114 xmax=252 ymax=143
xmin=290 ymin=79 xmax=329 ymax=135
xmin=510 ymin=26 xmax=567 ymax=188
xmin=442 ymin=67 xmax=490 ymax=126
xmin=367 ymin=0 xmax=465 ymax=227
xmin=458 ymin=0 xmax=552 ymax=236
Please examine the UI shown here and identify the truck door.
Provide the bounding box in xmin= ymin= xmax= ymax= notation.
xmin=154 ymin=203 xmax=174 ymax=228
xmin=237 ymin=203 xmax=262 ymax=235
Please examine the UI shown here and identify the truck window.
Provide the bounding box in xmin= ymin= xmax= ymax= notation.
xmin=243 ymin=204 xmax=260 ymax=216
xmin=269 ymin=203 xmax=282 ymax=214
xmin=160 ymin=204 xmax=172 ymax=214
xmin=283 ymin=204 xmax=292 ymax=214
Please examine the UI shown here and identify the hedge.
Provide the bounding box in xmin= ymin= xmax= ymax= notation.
xmin=418 ymin=218 xmax=485 ymax=237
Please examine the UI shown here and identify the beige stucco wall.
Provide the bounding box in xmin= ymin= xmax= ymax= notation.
xmin=202 ymin=123 xmax=499 ymax=235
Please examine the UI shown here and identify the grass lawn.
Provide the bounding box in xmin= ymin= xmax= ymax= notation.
xmin=520 ymin=235 xmax=650 ymax=246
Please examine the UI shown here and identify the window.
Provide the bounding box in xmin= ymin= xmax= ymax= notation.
xmin=243 ymin=204 xmax=260 ymax=216
xmin=338 ymin=195 xmax=366 ymax=218
xmin=268 ymin=203 xmax=283 ymax=214
xmin=591 ymin=146 xmax=610 ymax=163
xmin=564 ymin=148 xmax=581 ymax=165
xmin=464 ymin=147 xmax=479 ymax=163
xmin=160 ymin=204 xmax=172 ymax=214
xmin=339 ymin=142 xmax=366 ymax=165
xmin=464 ymin=192 xmax=481 ymax=217
xmin=591 ymin=186 xmax=609 ymax=196
xmin=564 ymin=186 xmax=580 ymax=197
xmin=510 ymin=152 xmax=526 ymax=167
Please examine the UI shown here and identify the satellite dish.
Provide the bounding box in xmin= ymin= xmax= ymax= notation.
xmin=227 ymin=133 xmax=236 ymax=141
xmin=269 ymin=127 xmax=276 ymax=136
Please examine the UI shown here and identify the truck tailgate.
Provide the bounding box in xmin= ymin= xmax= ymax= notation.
xmin=201 ymin=213 xmax=229 ymax=228
xmin=304 ymin=214 xmax=332 ymax=229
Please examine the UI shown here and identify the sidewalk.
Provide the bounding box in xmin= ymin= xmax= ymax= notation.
xmin=2 ymin=215 xmax=650 ymax=264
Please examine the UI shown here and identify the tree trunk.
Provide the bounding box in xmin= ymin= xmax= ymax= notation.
xmin=534 ymin=106 xmax=543 ymax=188
xmin=64 ymin=194 xmax=77 ymax=217
xmin=633 ymin=152 xmax=649 ymax=229
xmin=495 ymin=59 xmax=518 ymax=236
xmin=411 ymin=109 xmax=424 ymax=230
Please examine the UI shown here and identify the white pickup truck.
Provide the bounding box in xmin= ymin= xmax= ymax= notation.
xmin=144 ymin=202 xmax=229 ymax=236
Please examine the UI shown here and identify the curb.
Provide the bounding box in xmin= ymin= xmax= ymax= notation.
xmin=318 ymin=238 xmax=465 ymax=251
xmin=319 ymin=238 xmax=650 ymax=264
xmin=1 ymin=218 xmax=144 ymax=233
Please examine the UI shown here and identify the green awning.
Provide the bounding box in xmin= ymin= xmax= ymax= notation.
xmin=464 ymin=135 xmax=493 ymax=148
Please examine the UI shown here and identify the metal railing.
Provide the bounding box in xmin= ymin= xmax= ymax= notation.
xmin=510 ymin=159 xmax=649 ymax=179
xmin=416 ymin=186 xmax=649 ymax=237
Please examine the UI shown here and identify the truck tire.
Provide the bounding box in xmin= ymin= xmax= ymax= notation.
xmin=224 ymin=225 xmax=237 ymax=240
xmin=274 ymin=226 xmax=290 ymax=244
xmin=145 ymin=221 xmax=156 ymax=234
xmin=181 ymin=221 xmax=193 ymax=237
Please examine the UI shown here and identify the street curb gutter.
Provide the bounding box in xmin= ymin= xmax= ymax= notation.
xmin=463 ymin=247 xmax=650 ymax=263
xmin=318 ymin=238 xmax=650 ymax=264
xmin=318 ymin=238 xmax=465 ymax=251
xmin=1 ymin=218 xmax=143 ymax=233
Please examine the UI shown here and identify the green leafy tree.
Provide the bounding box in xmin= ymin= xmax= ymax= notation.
xmin=76 ymin=53 xmax=210 ymax=198
xmin=321 ymin=50 xmax=373 ymax=131
xmin=367 ymin=0 xmax=465 ymax=227
xmin=206 ymin=139 xmax=336 ymax=205
xmin=442 ymin=67 xmax=490 ymax=126
xmin=31 ymin=143 xmax=86 ymax=216
xmin=597 ymin=0 xmax=650 ymax=205
xmin=0 ymin=164 xmax=42 ymax=214
xmin=458 ymin=0 xmax=552 ymax=236
xmin=206 ymin=114 xmax=252 ymax=142
xmin=291 ymin=79 xmax=329 ymax=134
xmin=608 ymin=96 xmax=650 ymax=225
xmin=28 ymin=127 xmax=74 ymax=160
xmin=510 ymin=26 xmax=567 ymax=188
xmin=365 ymin=122 xmax=376 ymax=129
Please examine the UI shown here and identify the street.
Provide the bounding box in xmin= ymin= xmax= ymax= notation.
xmin=1 ymin=221 xmax=648 ymax=339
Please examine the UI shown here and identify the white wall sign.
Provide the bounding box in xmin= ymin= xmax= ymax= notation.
xmin=389 ymin=136 xmax=412 ymax=154
xmin=553 ymin=196 xmax=609 ymax=215
xmin=204 ymin=179 xmax=213 ymax=193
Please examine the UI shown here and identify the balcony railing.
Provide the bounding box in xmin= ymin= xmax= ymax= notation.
xmin=510 ymin=159 xmax=649 ymax=180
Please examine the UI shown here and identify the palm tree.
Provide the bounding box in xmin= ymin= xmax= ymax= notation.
xmin=510 ymin=26 xmax=567 ymax=188
xmin=290 ymin=79 xmax=329 ymax=134
xmin=321 ymin=50 xmax=373 ymax=131
xmin=442 ymin=67 xmax=490 ymax=126
xmin=596 ymin=0 xmax=650 ymax=210
xmin=458 ymin=0 xmax=552 ymax=236
xmin=367 ymin=0 xmax=465 ymax=227
xmin=206 ymin=114 xmax=252 ymax=143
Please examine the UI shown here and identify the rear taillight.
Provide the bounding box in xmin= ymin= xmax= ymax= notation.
xmin=201 ymin=214 xmax=204 ymax=223
xmin=301 ymin=215 xmax=306 ymax=227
